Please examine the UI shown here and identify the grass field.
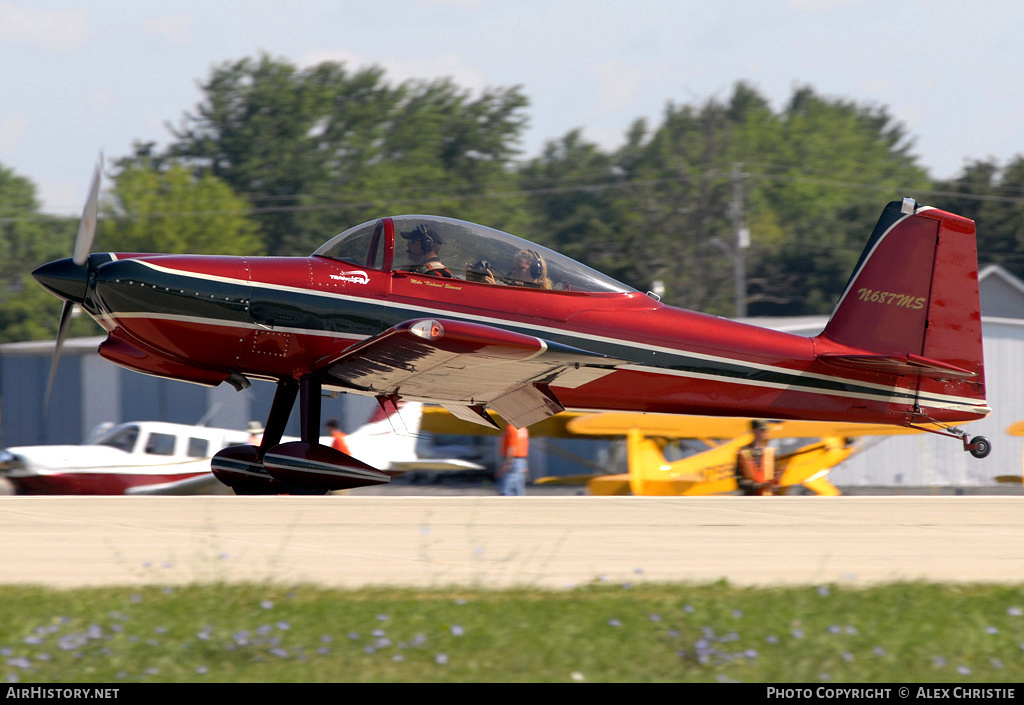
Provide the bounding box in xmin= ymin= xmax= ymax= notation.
xmin=1 ymin=581 xmax=1022 ymax=683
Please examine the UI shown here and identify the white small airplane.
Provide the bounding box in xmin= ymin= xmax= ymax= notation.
xmin=0 ymin=402 xmax=480 ymax=495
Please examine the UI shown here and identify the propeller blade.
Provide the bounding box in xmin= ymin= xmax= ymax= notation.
xmin=44 ymin=300 xmax=75 ymax=409
xmin=72 ymin=157 xmax=102 ymax=266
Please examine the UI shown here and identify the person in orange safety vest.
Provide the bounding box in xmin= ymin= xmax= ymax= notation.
xmin=324 ymin=418 xmax=351 ymax=455
xmin=496 ymin=423 xmax=529 ymax=496
xmin=735 ymin=419 xmax=778 ymax=496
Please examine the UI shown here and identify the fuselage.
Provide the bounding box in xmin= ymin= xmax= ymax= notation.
xmin=32 ymin=214 xmax=989 ymax=433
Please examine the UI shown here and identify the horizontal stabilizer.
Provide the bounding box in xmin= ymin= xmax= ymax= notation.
xmin=817 ymin=353 xmax=977 ymax=379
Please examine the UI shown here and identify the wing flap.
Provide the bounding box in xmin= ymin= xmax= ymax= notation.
xmin=317 ymin=318 xmax=620 ymax=427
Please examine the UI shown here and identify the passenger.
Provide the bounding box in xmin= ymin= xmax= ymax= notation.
xmin=508 ymin=250 xmax=552 ymax=289
xmin=401 ymin=225 xmax=454 ymax=278
xmin=465 ymin=250 xmax=552 ymax=289
xmin=465 ymin=259 xmax=497 ymax=283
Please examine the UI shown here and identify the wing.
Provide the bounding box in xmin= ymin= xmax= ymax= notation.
xmin=566 ymin=412 xmax=936 ymax=439
xmin=315 ymin=318 xmax=622 ymax=429
xmin=386 ymin=459 xmax=485 ymax=473
xmin=419 ymin=406 xmax=590 ymax=437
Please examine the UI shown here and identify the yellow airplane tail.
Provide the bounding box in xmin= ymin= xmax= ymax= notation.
xmin=776 ymin=437 xmax=851 ymax=496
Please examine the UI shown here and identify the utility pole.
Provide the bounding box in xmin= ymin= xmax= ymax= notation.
xmin=730 ymin=163 xmax=749 ymax=318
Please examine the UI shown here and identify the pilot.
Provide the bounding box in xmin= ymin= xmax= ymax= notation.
xmin=735 ymin=420 xmax=778 ymax=496
xmin=402 ymin=225 xmax=454 ymax=278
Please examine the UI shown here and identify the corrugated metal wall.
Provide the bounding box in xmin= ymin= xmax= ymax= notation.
xmin=835 ymin=319 xmax=1024 ymax=487
xmin=0 ymin=337 xmax=373 ymax=447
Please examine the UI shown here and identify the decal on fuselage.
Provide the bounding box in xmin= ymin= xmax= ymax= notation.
xmin=329 ymin=271 xmax=370 ymax=285
xmin=855 ymin=288 xmax=926 ymax=309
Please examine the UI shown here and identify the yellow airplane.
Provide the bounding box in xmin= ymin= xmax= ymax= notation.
xmin=554 ymin=413 xmax=938 ymax=497
xmin=420 ymin=407 xmax=930 ymax=496
xmin=997 ymin=421 xmax=1024 ymax=485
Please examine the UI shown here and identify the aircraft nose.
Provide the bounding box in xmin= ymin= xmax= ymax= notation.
xmin=32 ymin=258 xmax=90 ymax=304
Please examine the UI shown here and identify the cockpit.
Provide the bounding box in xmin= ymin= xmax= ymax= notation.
xmin=313 ymin=215 xmax=637 ymax=295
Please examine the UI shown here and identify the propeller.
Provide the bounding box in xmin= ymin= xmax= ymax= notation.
xmin=44 ymin=157 xmax=102 ymax=409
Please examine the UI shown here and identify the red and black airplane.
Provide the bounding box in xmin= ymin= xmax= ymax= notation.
xmin=33 ymin=164 xmax=991 ymax=494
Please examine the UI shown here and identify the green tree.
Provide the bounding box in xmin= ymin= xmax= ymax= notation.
xmin=0 ymin=164 xmax=96 ymax=342
xmin=932 ymin=157 xmax=1024 ymax=278
xmin=741 ymin=86 xmax=930 ymax=315
xmin=98 ymin=162 xmax=262 ymax=255
xmin=517 ymin=128 xmax=628 ymax=261
xmin=159 ymin=55 xmax=531 ymax=255
xmin=524 ymin=83 xmax=932 ymax=316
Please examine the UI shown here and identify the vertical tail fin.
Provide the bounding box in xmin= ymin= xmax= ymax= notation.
xmin=344 ymin=401 xmax=424 ymax=467
xmin=815 ymin=199 xmax=987 ymax=415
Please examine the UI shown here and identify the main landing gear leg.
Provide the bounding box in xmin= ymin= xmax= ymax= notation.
xmin=299 ymin=374 xmax=322 ymax=444
xmin=259 ymin=378 xmax=299 ymax=461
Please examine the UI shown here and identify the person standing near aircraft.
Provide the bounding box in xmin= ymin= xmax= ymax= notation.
xmin=497 ymin=423 xmax=530 ymax=496
xmin=402 ymin=225 xmax=454 ymax=278
xmin=247 ymin=421 xmax=264 ymax=446
xmin=735 ymin=420 xmax=778 ymax=496
xmin=325 ymin=418 xmax=351 ymax=455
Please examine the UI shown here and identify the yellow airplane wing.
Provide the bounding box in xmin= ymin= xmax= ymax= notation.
xmin=1006 ymin=421 xmax=1024 ymax=437
xmin=533 ymin=474 xmax=593 ymax=486
xmin=419 ymin=406 xmax=595 ymax=438
xmin=567 ymin=412 xmax=940 ymax=439
xmin=586 ymin=474 xmax=633 ymax=496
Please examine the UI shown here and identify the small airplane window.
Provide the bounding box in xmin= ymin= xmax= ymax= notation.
xmin=187 ymin=438 xmax=209 ymax=458
xmin=95 ymin=425 xmax=139 ymax=453
xmin=145 ymin=433 xmax=177 ymax=456
xmin=314 ymin=220 xmax=381 ymax=268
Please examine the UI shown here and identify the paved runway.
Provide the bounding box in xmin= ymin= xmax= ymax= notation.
xmin=1 ymin=496 xmax=1022 ymax=589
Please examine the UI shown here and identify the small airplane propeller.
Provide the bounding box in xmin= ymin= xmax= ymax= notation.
xmin=44 ymin=156 xmax=102 ymax=409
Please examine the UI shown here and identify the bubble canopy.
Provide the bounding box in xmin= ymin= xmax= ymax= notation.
xmin=314 ymin=215 xmax=637 ymax=294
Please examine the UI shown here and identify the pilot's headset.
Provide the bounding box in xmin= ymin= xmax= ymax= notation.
xmin=526 ymin=250 xmax=544 ymax=278
xmin=411 ymin=224 xmax=443 ymax=252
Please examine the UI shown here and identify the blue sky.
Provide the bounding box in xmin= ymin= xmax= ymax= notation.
xmin=2 ymin=0 xmax=1023 ymax=215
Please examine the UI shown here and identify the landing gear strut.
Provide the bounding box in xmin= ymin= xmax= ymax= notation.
xmin=212 ymin=374 xmax=389 ymax=494
xmin=910 ymin=420 xmax=991 ymax=459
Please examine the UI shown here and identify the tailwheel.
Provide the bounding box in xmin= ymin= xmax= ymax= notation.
xmin=909 ymin=420 xmax=993 ymax=460
xmin=967 ymin=436 xmax=991 ymax=459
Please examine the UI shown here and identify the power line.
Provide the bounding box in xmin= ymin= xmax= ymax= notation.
xmin=5 ymin=161 xmax=1024 ymax=226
